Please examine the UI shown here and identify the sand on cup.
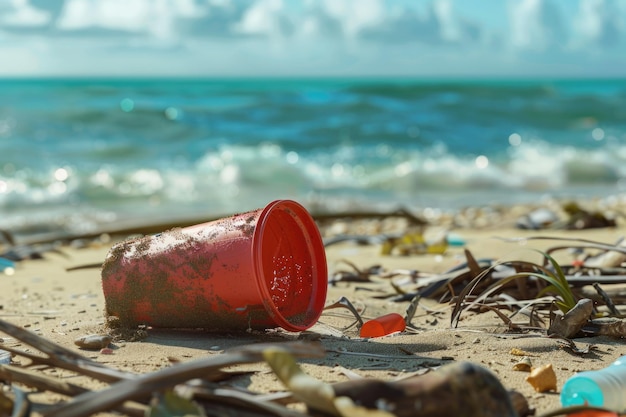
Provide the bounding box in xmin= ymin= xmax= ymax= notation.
xmin=101 ymin=200 xmax=327 ymax=332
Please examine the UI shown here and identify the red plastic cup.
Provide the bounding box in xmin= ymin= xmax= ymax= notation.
xmin=101 ymin=200 xmax=328 ymax=332
xmin=360 ymin=313 xmax=406 ymax=338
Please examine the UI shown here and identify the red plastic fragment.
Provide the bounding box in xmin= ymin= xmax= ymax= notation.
xmin=360 ymin=313 xmax=406 ymax=338
xmin=566 ymin=411 xmax=618 ymax=417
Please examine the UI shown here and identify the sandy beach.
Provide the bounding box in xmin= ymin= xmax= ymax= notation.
xmin=1 ymin=203 xmax=626 ymax=416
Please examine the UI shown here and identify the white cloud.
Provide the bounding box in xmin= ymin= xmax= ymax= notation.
xmin=1 ymin=0 xmax=50 ymax=27
xmin=509 ymin=0 xmax=566 ymax=51
xmin=57 ymin=0 xmax=156 ymax=34
xmin=305 ymin=0 xmax=483 ymax=46
xmin=432 ymin=0 xmax=481 ymax=43
xmin=320 ymin=0 xmax=385 ymax=38
xmin=433 ymin=0 xmax=461 ymax=42
xmin=232 ymin=0 xmax=291 ymax=37
xmin=573 ymin=0 xmax=623 ymax=48
xmin=55 ymin=0 xmax=212 ymax=39
xmin=298 ymin=11 xmax=341 ymax=38
xmin=0 ymin=0 xmax=625 ymax=77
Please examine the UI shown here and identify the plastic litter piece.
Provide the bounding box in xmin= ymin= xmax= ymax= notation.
xmin=446 ymin=232 xmax=466 ymax=247
xmin=102 ymin=200 xmax=327 ymax=332
xmin=561 ymin=355 xmax=626 ymax=413
xmin=0 ymin=257 xmax=15 ymax=271
xmin=360 ymin=313 xmax=406 ymax=338
xmin=566 ymin=411 xmax=618 ymax=417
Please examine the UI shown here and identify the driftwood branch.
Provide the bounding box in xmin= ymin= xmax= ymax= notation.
xmin=0 ymin=317 xmax=325 ymax=417
xmin=43 ymin=343 xmax=324 ymax=417
xmin=0 ymin=319 xmax=132 ymax=383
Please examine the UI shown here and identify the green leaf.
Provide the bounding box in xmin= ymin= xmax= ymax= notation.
xmin=451 ymin=250 xmax=579 ymax=327
xmin=537 ymin=285 xmax=570 ymax=313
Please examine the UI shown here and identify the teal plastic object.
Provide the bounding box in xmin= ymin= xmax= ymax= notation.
xmin=560 ymin=356 xmax=626 ymax=412
xmin=0 ymin=257 xmax=15 ymax=271
xmin=446 ymin=232 xmax=466 ymax=247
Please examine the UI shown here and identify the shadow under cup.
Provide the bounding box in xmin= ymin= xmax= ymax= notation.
xmin=101 ymin=200 xmax=328 ymax=332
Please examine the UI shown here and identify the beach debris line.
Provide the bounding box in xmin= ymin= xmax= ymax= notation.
xmin=317 ymin=206 xmax=459 ymax=257
xmin=516 ymin=208 xmax=561 ymax=230
xmin=562 ymin=202 xmax=617 ymax=230
xmin=324 ymin=235 xmax=626 ymax=341
xmin=380 ymin=231 xmax=448 ymax=256
xmin=0 ymin=241 xmax=65 ymax=262
xmin=317 ymin=207 xmax=428 ymax=246
xmin=440 ymin=241 xmax=626 ymax=340
xmin=336 ymin=238 xmax=626 ymax=340
xmin=515 ymin=202 xmax=618 ymax=230
xmin=0 ymin=315 xmax=535 ymax=417
xmin=0 ymin=227 xmax=74 ymax=262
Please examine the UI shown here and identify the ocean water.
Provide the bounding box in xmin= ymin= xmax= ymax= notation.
xmin=1 ymin=78 xmax=625 ymax=240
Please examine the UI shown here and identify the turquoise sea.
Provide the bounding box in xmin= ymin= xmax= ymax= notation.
xmin=0 ymin=78 xmax=625 ymax=239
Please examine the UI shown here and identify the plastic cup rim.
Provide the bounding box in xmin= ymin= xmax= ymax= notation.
xmin=253 ymin=199 xmax=327 ymax=332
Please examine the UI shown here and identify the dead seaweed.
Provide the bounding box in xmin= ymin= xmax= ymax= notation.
xmin=322 ymin=296 xmax=364 ymax=331
xmin=329 ymin=260 xmax=382 ymax=285
xmin=324 ymin=231 xmax=626 ymax=342
xmin=450 ymin=252 xmax=578 ymax=329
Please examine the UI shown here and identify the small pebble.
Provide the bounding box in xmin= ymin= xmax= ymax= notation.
xmin=74 ymin=334 xmax=112 ymax=350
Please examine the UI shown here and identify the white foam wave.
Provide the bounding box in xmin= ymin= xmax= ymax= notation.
xmin=1 ymin=138 xmax=625 ymax=238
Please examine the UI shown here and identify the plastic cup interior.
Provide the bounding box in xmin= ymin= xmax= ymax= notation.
xmin=254 ymin=200 xmax=327 ymax=332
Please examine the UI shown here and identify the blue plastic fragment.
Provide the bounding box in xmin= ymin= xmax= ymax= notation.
xmin=446 ymin=233 xmax=466 ymax=247
xmin=0 ymin=257 xmax=16 ymax=271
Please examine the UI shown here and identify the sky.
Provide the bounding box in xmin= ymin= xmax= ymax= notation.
xmin=0 ymin=0 xmax=625 ymax=78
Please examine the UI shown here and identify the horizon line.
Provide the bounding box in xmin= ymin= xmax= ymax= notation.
xmin=0 ymin=74 xmax=625 ymax=82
